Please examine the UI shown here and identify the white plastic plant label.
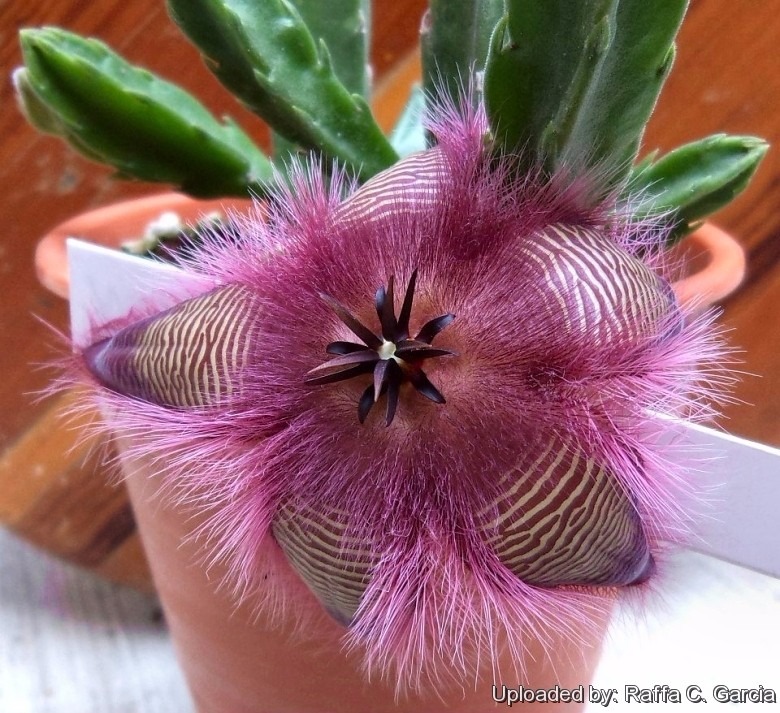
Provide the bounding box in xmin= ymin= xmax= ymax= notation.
xmin=68 ymin=238 xmax=189 ymax=349
xmin=670 ymin=419 xmax=780 ymax=578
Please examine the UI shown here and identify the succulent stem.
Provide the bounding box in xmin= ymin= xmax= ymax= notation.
xmin=272 ymin=0 xmax=372 ymax=163
xmin=627 ymin=135 xmax=769 ymax=241
xmin=168 ymin=0 xmax=397 ymax=182
xmin=420 ymin=0 xmax=504 ymax=103
xmin=18 ymin=28 xmax=274 ymax=197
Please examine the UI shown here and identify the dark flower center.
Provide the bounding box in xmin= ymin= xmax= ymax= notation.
xmin=304 ymin=270 xmax=456 ymax=425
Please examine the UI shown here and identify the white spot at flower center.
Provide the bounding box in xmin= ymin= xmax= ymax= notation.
xmin=378 ymin=340 xmax=397 ymax=360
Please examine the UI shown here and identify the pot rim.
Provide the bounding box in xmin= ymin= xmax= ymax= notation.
xmin=669 ymin=222 xmax=746 ymax=309
xmin=35 ymin=192 xmax=253 ymax=300
xmin=35 ymin=193 xmax=745 ymax=310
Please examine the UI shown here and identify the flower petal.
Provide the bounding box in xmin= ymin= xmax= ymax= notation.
xmin=83 ymin=285 xmax=259 ymax=408
xmin=478 ymin=435 xmax=653 ymax=587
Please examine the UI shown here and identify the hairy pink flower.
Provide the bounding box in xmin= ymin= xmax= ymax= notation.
xmin=81 ymin=98 xmax=725 ymax=693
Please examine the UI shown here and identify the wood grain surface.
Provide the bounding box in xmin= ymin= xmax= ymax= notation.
xmin=0 ymin=0 xmax=777 ymax=584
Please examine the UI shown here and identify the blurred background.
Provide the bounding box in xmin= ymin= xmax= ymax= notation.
xmin=0 ymin=0 xmax=778 ymax=585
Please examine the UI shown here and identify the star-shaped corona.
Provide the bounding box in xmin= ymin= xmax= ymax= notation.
xmin=304 ymin=271 xmax=455 ymax=425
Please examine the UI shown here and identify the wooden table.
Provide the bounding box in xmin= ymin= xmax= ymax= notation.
xmin=0 ymin=0 xmax=778 ymax=708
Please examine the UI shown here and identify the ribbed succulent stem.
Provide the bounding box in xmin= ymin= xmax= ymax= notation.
xmin=627 ymin=135 xmax=769 ymax=242
xmin=484 ymin=0 xmax=617 ymax=173
xmin=17 ymin=28 xmax=274 ymax=198
xmin=485 ymin=0 xmax=689 ymax=190
xmin=561 ymin=0 xmax=688 ymax=182
xmin=420 ymin=0 xmax=504 ymax=103
xmin=167 ymin=0 xmax=396 ymax=182
xmin=13 ymin=2 xmax=768 ymax=231
xmin=288 ymin=0 xmax=371 ymax=98
xmin=272 ymin=0 xmax=372 ymax=163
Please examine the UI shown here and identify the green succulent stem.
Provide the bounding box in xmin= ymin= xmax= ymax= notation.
xmin=167 ymin=0 xmax=396 ymax=182
xmin=420 ymin=0 xmax=504 ymax=103
xmin=13 ymin=2 xmax=767 ymax=237
xmin=485 ymin=0 xmax=688 ymax=191
xmin=18 ymin=27 xmax=273 ymax=197
xmin=484 ymin=0 xmax=617 ymax=173
xmin=539 ymin=13 xmax=613 ymax=164
xmin=562 ymin=0 xmax=688 ymax=182
xmin=286 ymin=0 xmax=371 ymax=98
xmin=628 ymin=135 xmax=768 ymax=242
xmin=271 ymin=0 xmax=372 ymax=163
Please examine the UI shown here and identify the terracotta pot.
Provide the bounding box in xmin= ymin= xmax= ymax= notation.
xmin=35 ymin=192 xmax=253 ymax=300
xmin=119 ymin=435 xmax=611 ymax=713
